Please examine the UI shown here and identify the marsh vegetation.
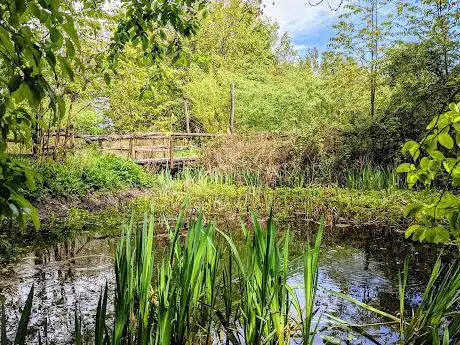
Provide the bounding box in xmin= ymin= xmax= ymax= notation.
xmin=1 ymin=0 xmax=460 ymax=343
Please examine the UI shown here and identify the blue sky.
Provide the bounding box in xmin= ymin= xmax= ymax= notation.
xmin=262 ymin=0 xmax=340 ymax=54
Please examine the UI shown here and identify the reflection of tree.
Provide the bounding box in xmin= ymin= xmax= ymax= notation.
xmin=0 ymin=235 xmax=115 ymax=344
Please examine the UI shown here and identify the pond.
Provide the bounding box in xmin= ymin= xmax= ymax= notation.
xmin=0 ymin=219 xmax=446 ymax=344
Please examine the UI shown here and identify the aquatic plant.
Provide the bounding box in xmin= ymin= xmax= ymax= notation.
xmin=345 ymin=164 xmax=401 ymax=191
xmin=398 ymin=257 xmax=460 ymax=344
xmin=300 ymin=218 xmax=323 ymax=344
xmin=335 ymin=256 xmax=460 ymax=345
xmin=3 ymin=207 xmax=457 ymax=345
xmin=223 ymin=212 xmax=294 ymax=344
xmin=0 ymin=285 xmax=34 ymax=345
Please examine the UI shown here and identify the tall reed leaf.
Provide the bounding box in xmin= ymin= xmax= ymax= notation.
xmin=14 ymin=284 xmax=34 ymax=345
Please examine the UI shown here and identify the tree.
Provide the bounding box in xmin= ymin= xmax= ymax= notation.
xmin=384 ymin=0 xmax=460 ymax=142
xmin=330 ymin=0 xmax=394 ymax=118
xmin=0 ymin=0 xmax=205 ymax=227
xmin=0 ymin=0 xmax=81 ymax=227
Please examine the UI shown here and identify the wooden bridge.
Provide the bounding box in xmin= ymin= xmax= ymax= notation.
xmin=77 ymin=132 xmax=222 ymax=169
xmin=16 ymin=129 xmax=224 ymax=169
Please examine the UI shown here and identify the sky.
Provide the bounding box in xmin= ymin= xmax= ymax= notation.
xmin=261 ymin=0 xmax=341 ymax=55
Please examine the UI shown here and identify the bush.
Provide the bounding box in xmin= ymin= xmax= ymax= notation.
xmin=24 ymin=149 xmax=154 ymax=199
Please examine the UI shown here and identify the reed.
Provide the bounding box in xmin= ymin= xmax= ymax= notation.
xmin=300 ymin=218 xmax=324 ymax=345
xmin=74 ymin=204 xmax=219 ymax=345
xmin=345 ymin=164 xmax=402 ymax=191
xmin=398 ymin=256 xmax=460 ymax=344
xmin=1 ymin=285 xmax=34 ymax=345
xmin=235 ymin=212 xmax=293 ymax=344
xmin=334 ymin=256 xmax=460 ymax=345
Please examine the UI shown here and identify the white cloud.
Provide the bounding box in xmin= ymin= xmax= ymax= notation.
xmin=261 ymin=0 xmax=339 ymax=41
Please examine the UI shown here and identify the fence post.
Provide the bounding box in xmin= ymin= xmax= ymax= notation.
xmin=169 ymin=134 xmax=174 ymax=170
xmin=229 ymin=82 xmax=235 ymax=135
xmin=128 ymin=138 xmax=135 ymax=159
xmin=185 ymin=100 xmax=191 ymax=134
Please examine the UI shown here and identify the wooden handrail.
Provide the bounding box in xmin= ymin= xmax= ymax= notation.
xmin=105 ymin=145 xmax=192 ymax=152
xmin=76 ymin=132 xmax=224 ymax=142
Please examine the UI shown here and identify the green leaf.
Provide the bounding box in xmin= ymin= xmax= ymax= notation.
xmin=57 ymin=56 xmax=74 ymax=81
xmin=50 ymin=27 xmax=63 ymax=48
xmin=14 ymin=285 xmax=34 ymax=345
xmin=11 ymin=80 xmax=34 ymax=103
xmin=420 ymin=157 xmax=430 ymax=169
xmin=24 ymin=167 xmax=36 ymax=190
xmin=401 ymin=140 xmax=417 ymax=155
xmin=0 ymin=26 xmax=15 ymax=56
xmin=439 ymin=132 xmax=454 ymax=149
xmin=429 ymin=150 xmax=445 ymax=161
xmin=396 ymin=163 xmax=415 ymax=173
xmin=407 ymin=172 xmax=418 ymax=188
xmin=65 ymin=39 xmax=75 ymax=58
xmin=426 ymin=116 xmax=438 ymax=130
xmin=405 ymin=224 xmax=421 ymax=238
xmin=408 ymin=144 xmax=420 ymax=161
xmin=448 ymin=103 xmax=460 ymax=113
xmin=30 ymin=207 xmax=40 ymax=230
xmin=411 ymin=226 xmax=427 ymax=242
xmin=425 ymin=226 xmax=450 ymax=244
xmin=62 ymin=15 xmax=80 ymax=48
xmin=404 ymin=203 xmax=423 ymax=217
xmin=443 ymin=158 xmax=457 ymax=173
xmin=57 ymin=95 xmax=66 ymax=120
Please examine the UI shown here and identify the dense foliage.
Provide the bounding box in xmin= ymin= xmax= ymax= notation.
xmin=1 ymin=0 xmax=459 ymax=244
xmin=0 ymin=0 xmax=205 ymax=226
xmin=23 ymin=150 xmax=154 ymax=199
xmin=398 ymin=103 xmax=460 ymax=243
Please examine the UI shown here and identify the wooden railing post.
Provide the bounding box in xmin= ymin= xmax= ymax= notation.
xmin=128 ymin=138 xmax=135 ymax=159
xmin=229 ymin=82 xmax=235 ymax=135
xmin=185 ymin=100 xmax=191 ymax=134
xmin=169 ymin=134 xmax=174 ymax=170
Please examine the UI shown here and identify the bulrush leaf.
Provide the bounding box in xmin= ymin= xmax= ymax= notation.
xmin=14 ymin=285 xmax=34 ymax=345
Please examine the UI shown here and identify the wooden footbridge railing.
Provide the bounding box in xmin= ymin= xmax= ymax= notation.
xmin=9 ymin=127 xmax=223 ymax=169
xmin=76 ymin=132 xmax=222 ymax=169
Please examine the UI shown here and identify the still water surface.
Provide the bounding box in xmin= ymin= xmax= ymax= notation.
xmin=0 ymin=220 xmax=444 ymax=344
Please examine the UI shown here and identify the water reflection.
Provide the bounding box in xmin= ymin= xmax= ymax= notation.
xmin=0 ymin=222 xmax=445 ymax=344
xmin=0 ymin=234 xmax=116 ymax=344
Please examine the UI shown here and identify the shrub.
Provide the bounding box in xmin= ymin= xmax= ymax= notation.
xmin=24 ymin=149 xmax=154 ymax=199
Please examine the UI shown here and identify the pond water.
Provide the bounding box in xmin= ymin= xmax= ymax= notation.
xmin=0 ymin=219 xmax=446 ymax=344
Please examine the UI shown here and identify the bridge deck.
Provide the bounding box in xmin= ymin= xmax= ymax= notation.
xmin=135 ymin=157 xmax=199 ymax=165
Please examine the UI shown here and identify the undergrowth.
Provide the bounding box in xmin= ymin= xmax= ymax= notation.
xmin=19 ymin=149 xmax=155 ymax=199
